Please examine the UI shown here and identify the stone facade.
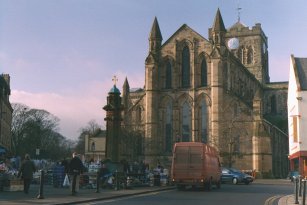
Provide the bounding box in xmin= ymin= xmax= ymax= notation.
xmin=0 ymin=74 xmax=13 ymax=153
xmin=113 ymin=10 xmax=288 ymax=177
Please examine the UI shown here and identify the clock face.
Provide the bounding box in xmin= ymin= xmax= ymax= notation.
xmin=227 ymin=38 xmax=239 ymax=50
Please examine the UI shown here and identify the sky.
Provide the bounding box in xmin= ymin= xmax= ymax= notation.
xmin=0 ymin=0 xmax=306 ymax=140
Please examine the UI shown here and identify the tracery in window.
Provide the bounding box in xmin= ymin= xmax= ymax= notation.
xmin=182 ymin=101 xmax=191 ymax=142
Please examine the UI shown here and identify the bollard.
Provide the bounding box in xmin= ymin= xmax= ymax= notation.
xmin=299 ymin=176 xmax=302 ymax=197
xmin=96 ymin=171 xmax=100 ymax=193
xmin=295 ymin=176 xmax=299 ymax=204
xmin=37 ymin=170 xmax=44 ymax=199
xmin=303 ymin=180 xmax=307 ymax=205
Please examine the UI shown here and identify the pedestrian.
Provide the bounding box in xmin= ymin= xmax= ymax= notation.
xmin=68 ymin=152 xmax=84 ymax=195
xmin=18 ymin=154 xmax=36 ymax=194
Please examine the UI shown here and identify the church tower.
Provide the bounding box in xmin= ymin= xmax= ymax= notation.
xmin=144 ymin=17 xmax=162 ymax=164
xmin=226 ymin=17 xmax=269 ymax=83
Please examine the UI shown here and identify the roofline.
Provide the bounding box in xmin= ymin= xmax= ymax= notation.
xmin=291 ymin=54 xmax=301 ymax=91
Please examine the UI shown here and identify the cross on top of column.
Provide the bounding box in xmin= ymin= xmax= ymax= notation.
xmin=112 ymin=75 xmax=118 ymax=86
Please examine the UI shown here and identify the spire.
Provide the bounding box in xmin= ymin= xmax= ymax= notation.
xmin=212 ymin=8 xmax=226 ymax=32
xmin=123 ymin=77 xmax=130 ymax=93
xmin=149 ymin=17 xmax=162 ymax=40
xmin=148 ymin=17 xmax=162 ymax=54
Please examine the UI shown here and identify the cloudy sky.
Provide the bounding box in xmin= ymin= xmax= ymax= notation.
xmin=0 ymin=0 xmax=306 ymax=140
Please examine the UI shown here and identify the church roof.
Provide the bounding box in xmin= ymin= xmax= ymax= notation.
xmin=294 ymin=57 xmax=307 ymax=90
xmin=149 ymin=17 xmax=162 ymax=40
xmin=212 ymin=8 xmax=226 ymax=32
xmin=162 ymin=24 xmax=208 ymax=47
xmin=229 ymin=21 xmax=247 ymax=30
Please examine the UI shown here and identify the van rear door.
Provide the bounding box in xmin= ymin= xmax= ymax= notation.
xmin=189 ymin=146 xmax=203 ymax=178
xmin=173 ymin=146 xmax=189 ymax=178
xmin=173 ymin=145 xmax=203 ymax=179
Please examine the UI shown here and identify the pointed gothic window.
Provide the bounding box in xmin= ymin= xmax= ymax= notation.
xmin=182 ymin=46 xmax=190 ymax=88
xmin=182 ymin=101 xmax=191 ymax=142
xmin=201 ymin=99 xmax=208 ymax=143
xmin=201 ymin=59 xmax=207 ymax=86
xmin=136 ymin=106 xmax=142 ymax=122
xmin=247 ymin=47 xmax=253 ymax=64
xmin=91 ymin=142 xmax=95 ymax=151
xmin=165 ymin=102 xmax=173 ymax=152
xmin=271 ymin=95 xmax=277 ymax=114
xmin=237 ymin=47 xmax=243 ymax=64
xmin=166 ymin=61 xmax=172 ymax=89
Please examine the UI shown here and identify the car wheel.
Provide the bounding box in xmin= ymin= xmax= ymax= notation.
xmin=232 ymin=178 xmax=238 ymax=185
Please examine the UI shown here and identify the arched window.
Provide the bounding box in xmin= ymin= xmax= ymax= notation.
xmin=165 ymin=61 xmax=172 ymax=89
xmin=91 ymin=142 xmax=95 ymax=151
xmin=165 ymin=102 xmax=172 ymax=152
xmin=234 ymin=135 xmax=240 ymax=153
xmin=201 ymin=59 xmax=207 ymax=86
xmin=237 ymin=47 xmax=243 ymax=63
xmin=247 ymin=47 xmax=253 ymax=64
xmin=201 ymin=99 xmax=208 ymax=143
xmin=182 ymin=101 xmax=191 ymax=142
xmin=271 ymin=95 xmax=277 ymax=114
xmin=182 ymin=46 xmax=190 ymax=88
xmin=136 ymin=106 xmax=142 ymax=122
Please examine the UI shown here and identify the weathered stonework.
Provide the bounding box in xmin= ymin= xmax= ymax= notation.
xmin=115 ymin=10 xmax=288 ymax=177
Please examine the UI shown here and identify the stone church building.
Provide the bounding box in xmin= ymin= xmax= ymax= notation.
xmin=105 ymin=9 xmax=289 ymax=178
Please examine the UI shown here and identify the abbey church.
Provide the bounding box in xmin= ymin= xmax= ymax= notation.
xmin=106 ymin=9 xmax=288 ymax=178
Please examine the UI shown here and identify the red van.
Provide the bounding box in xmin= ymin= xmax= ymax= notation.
xmin=171 ymin=142 xmax=221 ymax=190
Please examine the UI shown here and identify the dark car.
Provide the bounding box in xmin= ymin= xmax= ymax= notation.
xmin=221 ymin=167 xmax=254 ymax=185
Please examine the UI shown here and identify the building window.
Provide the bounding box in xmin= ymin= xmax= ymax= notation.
xmin=201 ymin=99 xmax=208 ymax=143
xmin=247 ymin=47 xmax=253 ymax=64
xmin=201 ymin=59 xmax=207 ymax=86
xmin=136 ymin=107 xmax=142 ymax=122
xmin=182 ymin=101 xmax=191 ymax=142
xmin=182 ymin=46 xmax=190 ymax=88
xmin=91 ymin=142 xmax=95 ymax=151
xmin=166 ymin=61 xmax=172 ymax=89
xmin=270 ymin=95 xmax=277 ymax=114
xmin=234 ymin=135 xmax=240 ymax=153
xmin=165 ymin=102 xmax=172 ymax=152
xmin=293 ymin=117 xmax=298 ymax=143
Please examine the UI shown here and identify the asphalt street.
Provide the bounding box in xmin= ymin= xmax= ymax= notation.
xmin=83 ymin=182 xmax=293 ymax=205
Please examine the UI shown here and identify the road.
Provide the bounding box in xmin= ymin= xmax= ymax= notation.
xmin=82 ymin=182 xmax=293 ymax=205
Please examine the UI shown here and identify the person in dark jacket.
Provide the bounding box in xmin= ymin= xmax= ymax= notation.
xmin=68 ymin=152 xmax=84 ymax=195
xmin=18 ymin=154 xmax=36 ymax=194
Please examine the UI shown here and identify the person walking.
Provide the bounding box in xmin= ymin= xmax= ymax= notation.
xmin=68 ymin=152 xmax=84 ymax=195
xmin=18 ymin=154 xmax=36 ymax=194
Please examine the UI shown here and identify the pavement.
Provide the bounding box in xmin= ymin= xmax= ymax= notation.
xmin=0 ymin=179 xmax=300 ymax=205
xmin=0 ymin=184 xmax=174 ymax=205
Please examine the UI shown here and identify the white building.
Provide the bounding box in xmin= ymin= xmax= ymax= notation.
xmin=288 ymin=55 xmax=307 ymax=176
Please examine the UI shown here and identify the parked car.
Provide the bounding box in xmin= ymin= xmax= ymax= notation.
xmin=288 ymin=171 xmax=299 ymax=182
xmin=221 ymin=167 xmax=253 ymax=185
